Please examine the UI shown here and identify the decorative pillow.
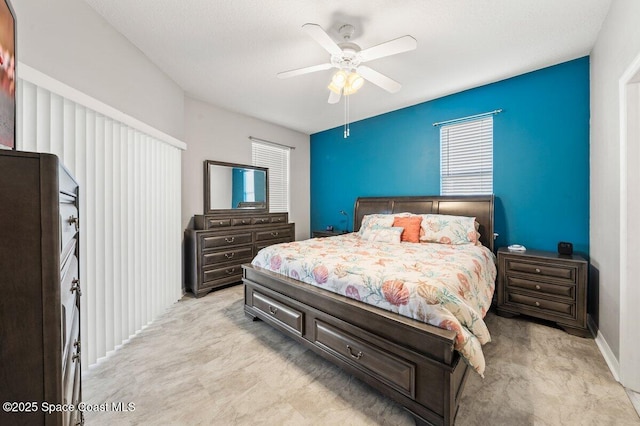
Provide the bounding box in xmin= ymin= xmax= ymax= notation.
xmin=360 ymin=226 xmax=403 ymax=243
xmin=419 ymin=214 xmax=478 ymax=245
xmin=392 ymin=216 xmax=422 ymax=243
xmin=358 ymin=214 xmax=396 ymax=235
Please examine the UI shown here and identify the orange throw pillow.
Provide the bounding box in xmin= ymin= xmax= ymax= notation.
xmin=393 ymin=216 xmax=422 ymax=243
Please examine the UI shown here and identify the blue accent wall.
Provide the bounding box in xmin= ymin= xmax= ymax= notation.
xmin=310 ymin=57 xmax=590 ymax=254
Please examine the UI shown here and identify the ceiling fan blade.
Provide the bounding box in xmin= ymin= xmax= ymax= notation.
xmin=328 ymin=90 xmax=341 ymax=104
xmin=357 ymin=66 xmax=402 ymax=93
xmin=359 ymin=35 xmax=417 ymax=63
xmin=277 ymin=63 xmax=333 ymax=79
xmin=302 ymin=23 xmax=343 ymax=56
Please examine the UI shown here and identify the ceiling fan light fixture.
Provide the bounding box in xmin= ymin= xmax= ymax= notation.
xmin=331 ymin=70 xmax=348 ymax=87
xmin=347 ymin=72 xmax=364 ymax=91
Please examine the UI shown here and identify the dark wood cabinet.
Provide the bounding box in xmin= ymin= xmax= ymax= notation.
xmin=0 ymin=151 xmax=83 ymax=425
xmin=185 ymin=212 xmax=294 ymax=297
xmin=496 ymin=247 xmax=589 ymax=337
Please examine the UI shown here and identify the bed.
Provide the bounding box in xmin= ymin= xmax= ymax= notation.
xmin=242 ymin=195 xmax=495 ymax=426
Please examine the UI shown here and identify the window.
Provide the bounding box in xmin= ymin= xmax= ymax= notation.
xmin=252 ymin=141 xmax=290 ymax=212
xmin=440 ymin=117 xmax=493 ymax=195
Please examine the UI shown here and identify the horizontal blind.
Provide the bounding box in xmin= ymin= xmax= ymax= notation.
xmin=252 ymin=141 xmax=290 ymax=213
xmin=440 ymin=117 xmax=493 ymax=195
xmin=17 ymin=76 xmax=183 ymax=367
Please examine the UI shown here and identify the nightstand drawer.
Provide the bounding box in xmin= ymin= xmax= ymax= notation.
xmin=505 ymin=259 xmax=576 ymax=283
xmin=506 ymin=292 xmax=575 ymax=317
xmin=505 ymin=276 xmax=575 ymax=300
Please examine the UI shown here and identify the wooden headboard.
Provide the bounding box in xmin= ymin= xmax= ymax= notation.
xmin=353 ymin=195 xmax=495 ymax=252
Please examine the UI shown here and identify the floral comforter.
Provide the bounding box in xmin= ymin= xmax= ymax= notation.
xmin=251 ymin=233 xmax=497 ymax=376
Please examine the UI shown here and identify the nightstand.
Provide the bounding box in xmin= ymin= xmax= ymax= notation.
xmin=496 ymin=247 xmax=590 ymax=337
xmin=312 ymin=230 xmax=347 ymax=238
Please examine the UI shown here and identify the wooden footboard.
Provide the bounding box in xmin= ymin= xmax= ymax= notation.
xmin=243 ymin=264 xmax=470 ymax=426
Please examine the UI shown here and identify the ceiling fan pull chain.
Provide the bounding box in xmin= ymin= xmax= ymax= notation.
xmin=347 ymin=94 xmax=350 ymax=137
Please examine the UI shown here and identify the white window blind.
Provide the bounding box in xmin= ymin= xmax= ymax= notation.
xmin=252 ymin=141 xmax=290 ymax=213
xmin=440 ymin=117 xmax=493 ymax=195
xmin=17 ymin=64 xmax=184 ymax=367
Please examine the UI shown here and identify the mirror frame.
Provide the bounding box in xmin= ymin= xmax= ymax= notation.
xmin=204 ymin=160 xmax=269 ymax=214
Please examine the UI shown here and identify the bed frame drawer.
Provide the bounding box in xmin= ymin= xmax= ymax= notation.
xmin=251 ymin=291 xmax=303 ymax=335
xmin=313 ymin=320 xmax=415 ymax=398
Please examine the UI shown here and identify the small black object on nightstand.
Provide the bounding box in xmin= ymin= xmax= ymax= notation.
xmin=557 ymin=241 xmax=573 ymax=255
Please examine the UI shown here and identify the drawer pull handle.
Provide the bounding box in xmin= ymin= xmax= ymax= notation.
xmin=268 ymin=306 xmax=278 ymax=315
xmin=535 ymin=301 xmax=540 ymax=307
xmin=225 ymin=237 xmax=235 ymax=243
xmin=219 ymin=221 xmax=224 ymax=225
xmin=68 ymin=215 xmax=79 ymax=231
xmin=242 ymin=220 xmax=247 ymax=224
xmin=271 ymin=232 xmax=279 ymax=237
xmin=71 ymin=278 xmax=82 ymax=296
xmin=346 ymin=345 xmax=363 ymax=360
xmin=224 ymin=252 xmax=235 ymax=259
xmin=535 ymin=268 xmax=541 ymax=273
xmin=535 ymin=284 xmax=541 ymax=290
xmin=225 ymin=268 xmax=236 ymax=275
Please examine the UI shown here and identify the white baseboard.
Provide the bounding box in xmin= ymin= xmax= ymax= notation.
xmin=592 ymin=320 xmax=621 ymax=382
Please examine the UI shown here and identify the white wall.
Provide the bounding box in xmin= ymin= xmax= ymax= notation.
xmin=13 ymin=0 xmax=184 ymax=140
xmin=182 ymin=97 xmax=310 ymax=239
xmin=590 ymin=0 xmax=640 ymax=363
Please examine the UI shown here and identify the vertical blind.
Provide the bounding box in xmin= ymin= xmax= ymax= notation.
xmin=17 ymin=71 xmax=184 ymax=367
xmin=440 ymin=117 xmax=493 ymax=195
xmin=252 ymin=141 xmax=290 ymax=213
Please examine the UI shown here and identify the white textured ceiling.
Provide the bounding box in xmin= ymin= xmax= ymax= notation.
xmin=82 ymin=0 xmax=611 ymax=135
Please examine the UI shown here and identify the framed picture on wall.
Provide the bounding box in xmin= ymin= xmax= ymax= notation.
xmin=0 ymin=0 xmax=16 ymax=150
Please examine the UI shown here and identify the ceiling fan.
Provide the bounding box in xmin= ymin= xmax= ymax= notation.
xmin=278 ymin=23 xmax=417 ymax=104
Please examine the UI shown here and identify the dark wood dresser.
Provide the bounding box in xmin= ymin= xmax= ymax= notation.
xmin=496 ymin=247 xmax=589 ymax=337
xmin=185 ymin=212 xmax=294 ymax=297
xmin=0 ymin=151 xmax=83 ymax=425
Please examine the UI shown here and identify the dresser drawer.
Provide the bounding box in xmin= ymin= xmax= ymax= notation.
xmin=313 ymin=320 xmax=415 ymax=398
xmin=270 ymin=214 xmax=287 ymax=224
xmin=251 ymin=291 xmax=303 ymax=335
xmin=202 ymin=263 xmax=244 ymax=285
xmin=204 ymin=217 xmax=232 ymax=228
xmin=255 ymin=226 xmax=293 ymax=242
xmin=60 ymin=256 xmax=80 ymax=350
xmin=202 ymin=246 xmax=253 ymax=266
xmin=505 ymin=276 xmax=575 ymax=300
xmin=252 ymin=216 xmax=272 ymax=225
xmin=506 ymin=292 xmax=575 ymax=318
xmin=200 ymin=232 xmax=252 ymax=249
xmin=59 ymin=202 xmax=79 ymax=253
xmin=231 ymin=217 xmax=252 ymax=226
xmin=505 ymin=259 xmax=576 ymax=283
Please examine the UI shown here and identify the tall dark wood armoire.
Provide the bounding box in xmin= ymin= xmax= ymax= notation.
xmin=0 ymin=150 xmax=83 ymax=425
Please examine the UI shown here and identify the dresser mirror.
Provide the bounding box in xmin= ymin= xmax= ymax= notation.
xmin=204 ymin=160 xmax=269 ymax=214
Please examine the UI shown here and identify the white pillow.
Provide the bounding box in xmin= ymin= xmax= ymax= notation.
xmin=419 ymin=214 xmax=478 ymax=245
xmin=360 ymin=226 xmax=404 ymax=243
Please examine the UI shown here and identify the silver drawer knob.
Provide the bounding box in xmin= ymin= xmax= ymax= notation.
xmin=535 ymin=285 xmax=541 ymax=290
xmin=225 ymin=237 xmax=235 ymax=243
xmin=535 ymin=301 xmax=540 ymax=307
xmin=535 ymin=268 xmax=541 ymax=273
xmin=268 ymin=306 xmax=278 ymax=315
xmin=71 ymin=278 xmax=82 ymax=296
